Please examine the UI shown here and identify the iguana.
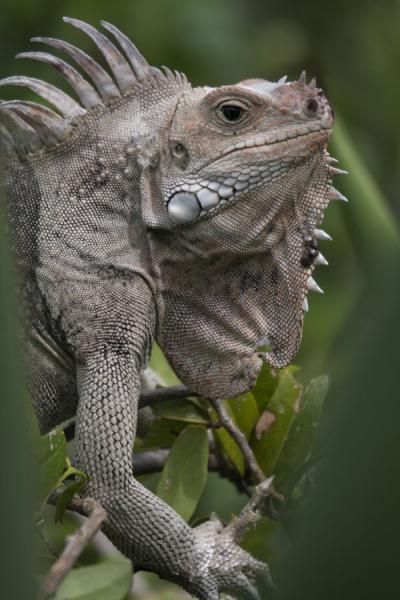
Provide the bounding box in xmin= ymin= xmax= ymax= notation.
xmin=0 ymin=17 xmax=345 ymax=599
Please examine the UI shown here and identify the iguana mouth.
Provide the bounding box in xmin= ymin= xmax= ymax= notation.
xmin=187 ymin=125 xmax=331 ymax=177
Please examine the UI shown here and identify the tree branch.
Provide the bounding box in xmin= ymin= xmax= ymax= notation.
xmin=39 ymin=495 xmax=107 ymax=599
xmin=209 ymin=397 xmax=266 ymax=484
xmin=226 ymin=477 xmax=274 ymax=541
xmin=133 ymin=448 xmax=220 ymax=476
xmin=139 ymin=384 xmax=197 ymax=407
xmin=225 ymin=478 xmax=277 ymax=590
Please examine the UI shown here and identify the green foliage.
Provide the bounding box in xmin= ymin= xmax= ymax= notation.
xmin=330 ymin=119 xmax=399 ymax=270
xmin=54 ymin=557 xmax=132 ymax=600
xmin=38 ymin=430 xmax=68 ymax=505
xmin=144 ymin=355 xmax=329 ymax=523
xmin=153 ymin=398 xmax=209 ymax=425
xmin=0 ymin=188 xmax=36 ymax=598
xmin=156 ymin=425 xmax=209 ymax=522
xmin=37 ymin=428 xmax=87 ymax=520
xmin=149 ymin=343 xmax=180 ymax=385
xmin=54 ymin=464 xmax=88 ymax=524
xmin=273 ymin=375 xmax=329 ymax=495
xmin=136 ymin=417 xmax=188 ymax=450
xmin=251 ymin=367 xmax=303 ymax=478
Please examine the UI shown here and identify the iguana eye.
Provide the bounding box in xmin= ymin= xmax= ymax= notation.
xmin=218 ymin=104 xmax=246 ymax=123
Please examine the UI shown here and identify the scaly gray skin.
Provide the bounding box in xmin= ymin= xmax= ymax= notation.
xmin=0 ymin=18 xmax=345 ymax=599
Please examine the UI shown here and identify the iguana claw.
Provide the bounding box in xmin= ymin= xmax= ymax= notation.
xmin=185 ymin=516 xmax=273 ymax=599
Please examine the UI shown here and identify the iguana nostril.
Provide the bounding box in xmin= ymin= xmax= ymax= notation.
xmin=170 ymin=141 xmax=190 ymax=170
xmin=306 ymin=98 xmax=318 ymax=115
xmin=173 ymin=142 xmax=185 ymax=155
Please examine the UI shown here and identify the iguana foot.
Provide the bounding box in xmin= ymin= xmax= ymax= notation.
xmin=183 ymin=516 xmax=273 ymax=600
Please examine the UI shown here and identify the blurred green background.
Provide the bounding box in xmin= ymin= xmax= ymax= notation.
xmin=0 ymin=1 xmax=399 ymax=599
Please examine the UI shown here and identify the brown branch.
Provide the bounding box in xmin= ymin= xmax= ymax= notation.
xmin=133 ymin=448 xmax=220 ymax=476
xmin=209 ymin=397 xmax=266 ymax=484
xmin=226 ymin=476 xmax=274 ymax=541
xmin=39 ymin=495 xmax=107 ymax=600
xmin=139 ymin=384 xmax=197 ymax=407
xmin=225 ymin=478 xmax=277 ymax=590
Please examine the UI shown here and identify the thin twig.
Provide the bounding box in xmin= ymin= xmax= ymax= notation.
xmin=226 ymin=477 xmax=275 ymax=542
xmin=225 ymin=478 xmax=277 ymax=590
xmin=139 ymin=384 xmax=197 ymax=407
xmin=39 ymin=495 xmax=107 ymax=599
xmin=209 ymin=397 xmax=266 ymax=484
xmin=36 ymin=523 xmax=57 ymax=560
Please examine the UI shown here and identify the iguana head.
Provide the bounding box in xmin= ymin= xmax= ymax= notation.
xmin=151 ymin=73 xmax=341 ymax=398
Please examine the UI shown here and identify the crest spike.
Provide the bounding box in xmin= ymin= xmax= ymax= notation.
xmin=307 ymin=277 xmax=324 ymax=294
xmin=0 ymin=106 xmax=42 ymax=153
xmin=327 ymin=155 xmax=339 ymax=164
xmin=3 ymin=100 xmax=70 ymax=145
xmin=0 ymin=122 xmax=17 ymax=154
xmin=314 ymin=253 xmax=329 ymax=266
xmin=100 ymin=20 xmax=149 ymax=81
xmin=63 ymin=17 xmax=136 ymax=93
xmin=328 ymin=186 xmax=349 ymax=203
xmin=314 ymin=229 xmax=332 ymax=242
xmin=16 ymin=51 xmax=102 ymax=109
xmin=32 ymin=37 xmax=120 ymax=102
xmin=329 ymin=166 xmax=348 ymax=177
xmin=0 ymin=75 xmax=85 ymax=118
xmin=299 ymin=70 xmax=307 ymax=84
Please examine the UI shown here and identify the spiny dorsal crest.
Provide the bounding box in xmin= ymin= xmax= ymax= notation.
xmin=0 ymin=17 xmax=188 ymax=157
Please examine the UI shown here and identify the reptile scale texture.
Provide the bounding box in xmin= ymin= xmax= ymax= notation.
xmin=0 ymin=18 xmax=346 ymax=599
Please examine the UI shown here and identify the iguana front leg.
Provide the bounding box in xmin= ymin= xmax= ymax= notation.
xmin=72 ymin=280 xmax=266 ymax=599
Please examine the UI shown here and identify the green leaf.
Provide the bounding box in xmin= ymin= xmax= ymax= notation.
xmin=252 ymin=363 xmax=300 ymax=412
xmin=212 ymin=392 xmax=259 ymax=475
xmin=252 ymin=364 xmax=280 ymax=411
xmin=37 ymin=430 xmax=67 ymax=504
xmin=135 ymin=417 xmax=188 ymax=450
xmin=330 ymin=117 xmax=399 ymax=269
xmin=54 ymin=557 xmax=133 ymax=600
xmin=153 ymin=398 xmax=210 ymax=425
xmin=149 ymin=343 xmax=180 ymax=385
xmin=251 ymin=370 xmax=302 ymax=477
xmin=156 ymin=425 xmax=209 ymax=522
xmin=274 ymin=375 xmax=330 ymax=494
xmin=55 ymin=467 xmax=88 ymax=524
